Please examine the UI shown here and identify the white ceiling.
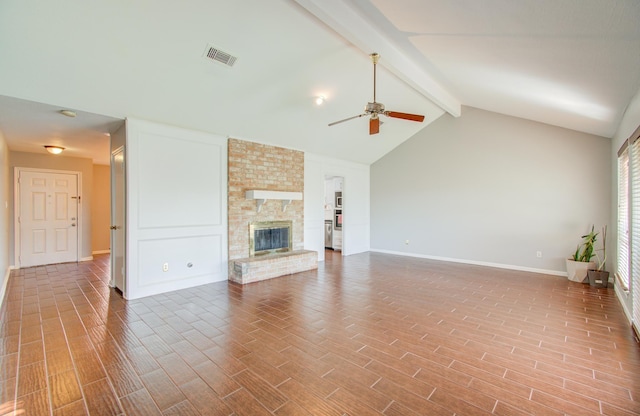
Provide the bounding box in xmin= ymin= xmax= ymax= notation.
xmin=0 ymin=0 xmax=638 ymax=166
xmin=0 ymin=96 xmax=122 ymax=165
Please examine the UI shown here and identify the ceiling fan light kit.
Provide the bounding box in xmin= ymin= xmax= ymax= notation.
xmin=329 ymin=52 xmax=425 ymax=135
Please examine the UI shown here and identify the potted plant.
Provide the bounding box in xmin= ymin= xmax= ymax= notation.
xmin=587 ymin=225 xmax=610 ymax=288
xmin=566 ymin=226 xmax=598 ymax=283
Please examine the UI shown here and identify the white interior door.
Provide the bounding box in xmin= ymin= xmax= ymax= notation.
xmin=18 ymin=169 xmax=79 ymax=267
xmin=111 ymin=147 xmax=126 ymax=293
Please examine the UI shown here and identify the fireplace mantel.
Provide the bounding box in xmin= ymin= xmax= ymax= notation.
xmin=245 ymin=190 xmax=302 ymax=212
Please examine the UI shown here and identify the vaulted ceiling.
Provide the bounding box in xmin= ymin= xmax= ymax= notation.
xmin=1 ymin=0 xmax=639 ymax=165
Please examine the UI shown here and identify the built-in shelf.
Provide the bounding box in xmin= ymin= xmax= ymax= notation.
xmin=245 ymin=190 xmax=303 ymax=212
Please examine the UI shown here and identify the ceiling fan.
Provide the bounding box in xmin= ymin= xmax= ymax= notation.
xmin=328 ymin=52 xmax=425 ymax=135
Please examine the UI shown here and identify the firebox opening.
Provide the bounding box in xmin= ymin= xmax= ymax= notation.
xmin=249 ymin=221 xmax=292 ymax=257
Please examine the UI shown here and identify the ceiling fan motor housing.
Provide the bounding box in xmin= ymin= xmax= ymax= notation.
xmin=366 ymin=102 xmax=385 ymax=115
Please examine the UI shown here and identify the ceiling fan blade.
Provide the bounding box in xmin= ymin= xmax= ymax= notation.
xmin=385 ymin=111 xmax=425 ymax=122
xmin=328 ymin=113 xmax=367 ymax=127
xmin=369 ymin=117 xmax=380 ymax=135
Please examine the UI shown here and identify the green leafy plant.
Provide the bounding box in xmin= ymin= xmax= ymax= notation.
xmin=571 ymin=225 xmax=598 ymax=262
xmin=594 ymin=252 xmax=607 ymax=271
xmin=595 ymin=225 xmax=607 ymax=271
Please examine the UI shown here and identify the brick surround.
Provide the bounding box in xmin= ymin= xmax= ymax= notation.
xmin=227 ymin=138 xmax=317 ymax=283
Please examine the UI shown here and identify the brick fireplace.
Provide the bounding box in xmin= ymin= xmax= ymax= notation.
xmin=227 ymin=138 xmax=317 ymax=284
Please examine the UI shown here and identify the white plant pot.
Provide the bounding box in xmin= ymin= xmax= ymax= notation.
xmin=566 ymin=259 xmax=596 ymax=283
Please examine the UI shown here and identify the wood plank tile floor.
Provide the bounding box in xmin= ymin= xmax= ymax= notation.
xmin=1 ymin=251 xmax=639 ymax=415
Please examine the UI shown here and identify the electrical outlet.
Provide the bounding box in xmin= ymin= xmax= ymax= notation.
xmin=162 ymin=262 xmax=169 ymax=272
xmin=536 ymin=251 xmax=542 ymax=258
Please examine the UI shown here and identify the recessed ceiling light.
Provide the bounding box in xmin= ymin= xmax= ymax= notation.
xmin=60 ymin=109 xmax=76 ymax=118
xmin=315 ymin=96 xmax=326 ymax=105
xmin=44 ymin=145 xmax=65 ymax=155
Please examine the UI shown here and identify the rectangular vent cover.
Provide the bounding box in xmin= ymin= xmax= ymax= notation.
xmin=203 ymin=45 xmax=237 ymax=67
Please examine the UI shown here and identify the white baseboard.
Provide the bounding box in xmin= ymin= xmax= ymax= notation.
xmin=369 ymin=249 xmax=566 ymax=277
xmin=80 ymin=256 xmax=94 ymax=262
xmin=615 ymin=285 xmax=632 ymax=325
xmin=92 ymin=250 xmax=111 ymax=255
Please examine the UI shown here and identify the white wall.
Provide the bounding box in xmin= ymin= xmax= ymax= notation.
xmin=610 ymin=88 xmax=640 ymax=321
xmin=371 ymin=107 xmax=611 ymax=275
xmin=0 ymin=130 xmax=9 ymax=306
xmin=125 ymin=119 xmax=227 ymax=299
xmin=304 ymin=153 xmax=370 ymax=261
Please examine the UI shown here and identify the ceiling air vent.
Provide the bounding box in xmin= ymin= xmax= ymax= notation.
xmin=203 ymin=44 xmax=237 ymax=67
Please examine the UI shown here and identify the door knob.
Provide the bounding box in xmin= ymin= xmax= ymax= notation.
xmin=71 ymin=223 xmax=76 ymax=227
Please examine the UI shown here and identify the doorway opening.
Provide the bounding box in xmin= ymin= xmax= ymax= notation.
xmin=324 ymin=176 xmax=343 ymax=253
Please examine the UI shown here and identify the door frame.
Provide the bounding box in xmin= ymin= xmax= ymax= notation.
xmin=14 ymin=167 xmax=83 ymax=268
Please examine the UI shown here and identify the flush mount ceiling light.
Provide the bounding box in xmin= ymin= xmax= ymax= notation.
xmin=315 ymin=95 xmax=326 ymax=105
xmin=44 ymin=145 xmax=65 ymax=155
xmin=59 ymin=109 xmax=76 ymax=118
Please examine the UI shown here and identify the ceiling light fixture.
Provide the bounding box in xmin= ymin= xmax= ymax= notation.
xmin=315 ymin=96 xmax=326 ymax=105
xmin=59 ymin=109 xmax=77 ymax=118
xmin=44 ymin=145 xmax=65 ymax=155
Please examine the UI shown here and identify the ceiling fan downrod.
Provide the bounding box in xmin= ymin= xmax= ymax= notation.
xmin=371 ymin=52 xmax=379 ymax=103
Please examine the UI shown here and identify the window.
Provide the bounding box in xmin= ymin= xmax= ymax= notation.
xmin=619 ymin=125 xmax=640 ymax=332
xmin=617 ymin=145 xmax=629 ymax=290
xmin=631 ymin=131 xmax=640 ymax=329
